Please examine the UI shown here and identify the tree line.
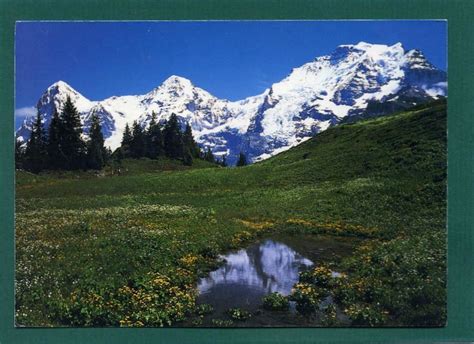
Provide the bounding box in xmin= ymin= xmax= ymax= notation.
xmin=16 ymin=96 xmax=247 ymax=173
xmin=115 ymin=113 xmax=248 ymax=168
xmin=16 ymin=96 xmax=109 ymax=173
xmin=116 ymin=112 xmax=221 ymax=167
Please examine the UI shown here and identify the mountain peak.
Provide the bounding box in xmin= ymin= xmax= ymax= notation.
xmin=340 ymin=41 xmax=403 ymax=50
xmin=51 ymin=80 xmax=70 ymax=87
xmin=37 ymin=80 xmax=94 ymax=118
xmin=327 ymin=42 xmax=405 ymax=66
xmin=144 ymin=75 xmax=197 ymax=101
xmin=405 ymin=48 xmax=424 ymax=57
xmin=404 ymin=49 xmax=436 ymax=70
xmin=162 ymin=75 xmax=193 ymax=87
xmin=18 ymin=42 xmax=446 ymax=164
xmin=44 ymin=80 xmax=84 ymax=100
xmin=48 ymin=80 xmax=74 ymax=91
xmin=354 ymin=41 xmax=402 ymax=49
xmin=355 ymin=42 xmax=404 ymax=57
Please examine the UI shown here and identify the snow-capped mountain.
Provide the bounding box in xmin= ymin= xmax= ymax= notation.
xmin=16 ymin=42 xmax=446 ymax=163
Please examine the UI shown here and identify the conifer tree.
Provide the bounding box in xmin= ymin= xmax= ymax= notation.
xmin=146 ymin=112 xmax=164 ymax=159
xmin=182 ymin=122 xmax=200 ymax=158
xmin=24 ymin=110 xmax=47 ymax=173
xmin=111 ymin=148 xmax=124 ymax=174
xmin=121 ymin=123 xmax=133 ymax=157
xmin=47 ymin=109 xmax=64 ymax=169
xmin=220 ymin=154 xmax=227 ymax=167
xmin=204 ymin=148 xmax=215 ymax=163
xmin=114 ymin=148 xmax=123 ymax=167
xmin=163 ymin=113 xmax=183 ymax=159
xmin=86 ymin=113 xmax=106 ymax=170
xmin=236 ymin=152 xmax=247 ymax=167
xmin=105 ymin=147 xmax=112 ymax=163
xmin=130 ymin=121 xmax=145 ymax=158
xmin=60 ymin=96 xmax=86 ymax=170
xmin=183 ymin=148 xmax=193 ymax=166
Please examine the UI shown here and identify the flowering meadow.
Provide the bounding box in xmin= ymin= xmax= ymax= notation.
xmin=16 ymin=101 xmax=446 ymax=327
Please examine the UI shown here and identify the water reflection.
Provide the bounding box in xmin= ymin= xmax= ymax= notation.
xmin=197 ymin=239 xmax=313 ymax=310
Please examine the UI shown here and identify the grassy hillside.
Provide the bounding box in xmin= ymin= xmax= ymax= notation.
xmin=15 ymin=100 xmax=446 ymax=327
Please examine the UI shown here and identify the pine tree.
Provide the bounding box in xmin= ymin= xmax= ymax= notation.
xmin=146 ymin=112 xmax=164 ymax=159
xmin=163 ymin=113 xmax=183 ymax=159
xmin=236 ymin=152 xmax=247 ymax=167
xmin=204 ymin=148 xmax=215 ymax=163
xmin=104 ymin=147 xmax=112 ymax=164
xmin=121 ymin=123 xmax=133 ymax=157
xmin=86 ymin=113 xmax=106 ymax=170
xmin=60 ymin=96 xmax=86 ymax=170
xmin=24 ymin=110 xmax=47 ymax=173
xmin=47 ymin=109 xmax=65 ymax=169
xmin=182 ymin=122 xmax=200 ymax=158
xmin=114 ymin=148 xmax=123 ymax=166
xmin=130 ymin=121 xmax=145 ymax=158
xmin=183 ymin=148 xmax=193 ymax=166
xmin=220 ymin=154 xmax=227 ymax=167
xmin=112 ymin=148 xmax=124 ymax=174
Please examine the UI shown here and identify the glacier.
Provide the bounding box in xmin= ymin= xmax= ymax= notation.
xmin=16 ymin=42 xmax=446 ymax=164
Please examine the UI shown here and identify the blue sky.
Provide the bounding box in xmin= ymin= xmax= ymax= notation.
xmin=15 ymin=20 xmax=446 ymax=126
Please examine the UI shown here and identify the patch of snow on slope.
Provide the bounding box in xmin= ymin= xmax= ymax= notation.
xmin=99 ymin=95 xmax=145 ymax=149
xmin=18 ymin=42 xmax=446 ymax=163
xmin=423 ymin=81 xmax=447 ymax=97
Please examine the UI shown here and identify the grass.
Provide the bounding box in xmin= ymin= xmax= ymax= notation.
xmin=15 ymin=100 xmax=446 ymax=327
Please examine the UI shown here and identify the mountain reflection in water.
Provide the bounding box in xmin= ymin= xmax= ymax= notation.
xmin=197 ymin=239 xmax=313 ymax=310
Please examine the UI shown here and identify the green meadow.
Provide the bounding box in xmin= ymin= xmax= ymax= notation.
xmin=15 ymin=100 xmax=447 ymax=327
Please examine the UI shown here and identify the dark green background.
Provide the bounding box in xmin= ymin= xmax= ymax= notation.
xmin=1 ymin=0 xmax=472 ymax=343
